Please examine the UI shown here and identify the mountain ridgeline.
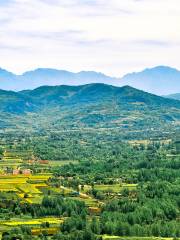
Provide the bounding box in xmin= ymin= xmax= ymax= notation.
xmin=164 ymin=93 xmax=180 ymax=100
xmin=0 ymin=84 xmax=179 ymax=138
xmin=121 ymin=66 xmax=180 ymax=95
xmin=0 ymin=66 xmax=180 ymax=95
xmin=0 ymin=84 xmax=179 ymax=114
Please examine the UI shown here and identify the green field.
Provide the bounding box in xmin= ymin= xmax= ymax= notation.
xmin=94 ymin=184 xmax=137 ymax=193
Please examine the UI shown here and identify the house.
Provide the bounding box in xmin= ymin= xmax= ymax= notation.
xmin=28 ymin=160 xmax=35 ymax=164
xmin=38 ymin=160 xmax=49 ymax=164
xmin=22 ymin=169 xmax=32 ymax=175
xmin=13 ymin=169 xmax=20 ymax=175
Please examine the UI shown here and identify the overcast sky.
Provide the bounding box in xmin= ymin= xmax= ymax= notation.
xmin=0 ymin=0 xmax=180 ymax=76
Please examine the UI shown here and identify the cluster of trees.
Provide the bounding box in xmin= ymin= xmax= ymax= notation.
xmin=0 ymin=147 xmax=3 ymax=160
xmin=36 ymin=196 xmax=86 ymax=217
xmin=51 ymin=141 xmax=180 ymax=238
xmin=53 ymin=216 xmax=102 ymax=240
xmin=100 ymin=191 xmax=180 ymax=237
xmin=0 ymin=194 xmax=87 ymax=219
xmin=2 ymin=226 xmax=32 ymax=240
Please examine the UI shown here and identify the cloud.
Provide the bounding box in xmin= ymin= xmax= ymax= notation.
xmin=133 ymin=40 xmax=171 ymax=47
xmin=0 ymin=0 xmax=180 ymax=76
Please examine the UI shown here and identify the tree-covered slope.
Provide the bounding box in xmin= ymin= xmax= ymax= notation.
xmin=19 ymin=83 xmax=180 ymax=108
xmin=0 ymin=84 xmax=179 ymax=135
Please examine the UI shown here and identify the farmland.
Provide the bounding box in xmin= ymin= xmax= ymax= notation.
xmin=0 ymin=173 xmax=51 ymax=204
xmin=0 ymin=85 xmax=180 ymax=240
xmin=0 ymin=137 xmax=179 ymax=240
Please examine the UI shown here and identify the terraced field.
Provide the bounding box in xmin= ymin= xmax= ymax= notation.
xmin=0 ymin=174 xmax=51 ymax=204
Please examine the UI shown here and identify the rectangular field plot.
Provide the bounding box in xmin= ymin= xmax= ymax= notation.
xmin=32 ymin=227 xmax=59 ymax=236
xmin=0 ymin=184 xmax=18 ymax=192
xmin=94 ymin=184 xmax=137 ymax=193
xmin=0 ymin=217 xmax=63 ymax=227
xmin=0 ymin=175 xmax=49 ymax=204
xmin=17 ymin=183 xmax=43 ymax=194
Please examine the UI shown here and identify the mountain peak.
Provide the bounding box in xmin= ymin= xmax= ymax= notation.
xmin=143 ymin=65 xmax=179 ymax=73
xmin=121 ymin=66 xmax=180 ymax=95
xmin=0 ymin=66 xmax=180 ymax=95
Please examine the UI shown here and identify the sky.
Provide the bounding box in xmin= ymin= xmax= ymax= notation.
xmin=0 ymin=0 xmax=180 ymax=77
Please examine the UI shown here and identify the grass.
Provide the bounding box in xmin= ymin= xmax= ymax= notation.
xmin=49 ymin=160 xmax=79 ymax=167
xmin=94 ymin=184 xmax=137 ymax=193
xmin=128 ymin=139 xmax=172 ymax=146
xmin=69 ymin=196 xmax=99 ymax=207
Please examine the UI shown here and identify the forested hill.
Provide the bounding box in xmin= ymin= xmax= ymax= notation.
xmin=0 ymin=84 xmax=180 ymax=113
xmin=0 ymin=84 xmax=179 ymax=136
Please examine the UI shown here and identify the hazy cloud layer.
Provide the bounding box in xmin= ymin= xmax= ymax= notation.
xmin=0 ymin=0 xmax=180 ymax=76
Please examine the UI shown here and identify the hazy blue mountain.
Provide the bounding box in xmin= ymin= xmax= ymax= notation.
xmin=0 ymin=66 xmax=180 ymax=95
xmin=120 ymin=66 xmax=180 ymax=95
xmin=0 ymin=68 xmax=117 ymax=91
xmin=164 ymin=93 xmax=180 ymax=100
xmin=0 ymin=68 xmax=19 ymax=90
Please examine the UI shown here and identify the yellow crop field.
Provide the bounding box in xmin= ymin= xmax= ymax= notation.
xmin=32 ymin=227 xmax=59 ymax=235
xmin=0 ymin=184 xmax=18 ymax=192
xmin=17 ymin=183 xmax=42 ymax=194
xmin=32 ymin=183 xmax=48 ymax=188
xmin=0 ymin=217 xmax=64 ymax=227
xmin=29 ymin=174 xmax=51 ymax=181
xmin=0 ymin=179 xmax=27 ymax=184
xmin=0 ymin=175 xmax=28 ymax=179
xmin=26 ymin=194 xmax=44 ymax=204
xmin=0 ymin=175 xmax=49 ymax=204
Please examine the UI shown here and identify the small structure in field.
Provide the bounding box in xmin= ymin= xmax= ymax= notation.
xmin=22 ymin=169 xmax=32 ymax=175
xmin=28 ymin=160 xmax=35 ymax=164
xmin=13 ymin=169 xmax=20 ymax=175
xmin=38 ymin=160 xmax=49 ymax=164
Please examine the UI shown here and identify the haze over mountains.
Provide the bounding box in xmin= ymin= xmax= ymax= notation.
xmin=0 ymin=66 xmax=180 ymax=95
xmin=165 ymin=93 xmax=180 ymax=100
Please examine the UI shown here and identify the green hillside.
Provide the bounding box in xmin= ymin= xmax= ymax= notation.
xmin=0 ymin=84 xmax=179 ymax=139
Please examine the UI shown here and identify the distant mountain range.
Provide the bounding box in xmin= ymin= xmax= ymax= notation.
xmin=121 ymin=66 xmax=180 ymax=95
xmin=164 ymin=93 xmax=180 ymax=100
xmin=0 ymin=68 xmax=116 ymax=92
xmin=0 ymin=66 xmax=180 ymax=95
